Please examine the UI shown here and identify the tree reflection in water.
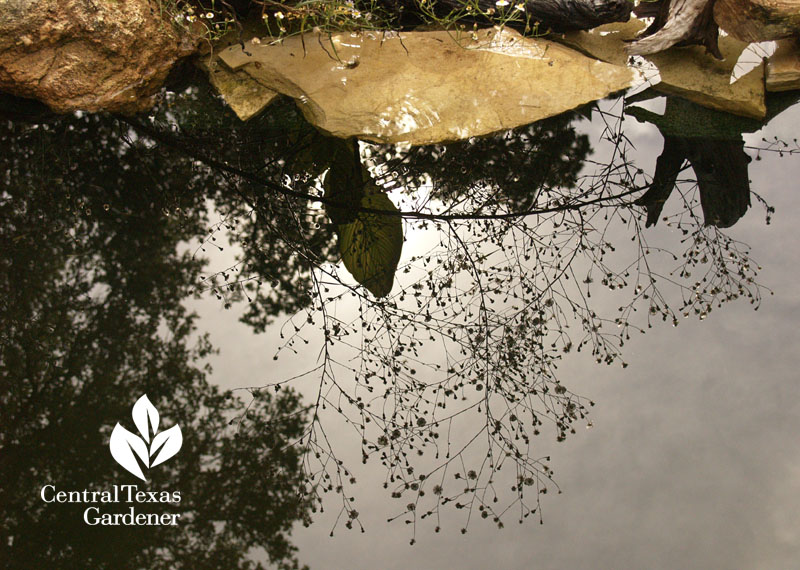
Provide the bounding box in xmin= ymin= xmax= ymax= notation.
xmin=0 ymin=98 xmax=312 ymax=569
xmin=1 ymin=81 xmax=796 ymax=556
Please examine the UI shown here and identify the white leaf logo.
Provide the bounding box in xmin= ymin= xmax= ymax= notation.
xmin=132 ymin=394 xmax=159 ymax=443
xmin=109 ymin=424 xmax=149 ymax=481
xmin=150 ymin=425 xmax=183 ymax=467
xmin=109 ymin=394 xmax=182 ymax=481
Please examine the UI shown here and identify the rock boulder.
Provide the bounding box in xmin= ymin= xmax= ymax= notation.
xmin=0 ymin=0 xmax=199 ymax=113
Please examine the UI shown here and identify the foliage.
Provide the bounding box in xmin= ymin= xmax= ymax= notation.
xmin=324 ymin=139 xmax=404 ymax=297
xmin=253 ymin=0 xmax=539 ymax=40
xmin=163 ymin=0 xmax=239 ymax=43
xmin=163 ymin=0 xmax=541 ymax=48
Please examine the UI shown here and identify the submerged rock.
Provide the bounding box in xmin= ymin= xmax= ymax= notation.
xmin=767 ymin=39 xmax=800 ymax=93
xmin=218 ymin=28 xmax=632 ymax=145
xmin=0 ymin=0 xmax=198 ymax=113
xmin=561 ymin=21 xmax=766 ymax=119
xmin=198 ymin=56 xmax=278 ymax=121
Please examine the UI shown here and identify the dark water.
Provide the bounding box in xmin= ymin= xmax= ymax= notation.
xmin=2 ymin=82 xmax=799 ymax=569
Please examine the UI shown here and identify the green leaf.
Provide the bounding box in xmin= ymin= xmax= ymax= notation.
xmin=338 ymin=191 xmax=403 ymax=297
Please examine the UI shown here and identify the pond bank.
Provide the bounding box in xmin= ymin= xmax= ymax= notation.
xmin=1 ymin=0 xmax=798 ymax=139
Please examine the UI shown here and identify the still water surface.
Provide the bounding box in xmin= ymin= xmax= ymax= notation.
xmin=2 ymin=83 xmax=799 ymax=568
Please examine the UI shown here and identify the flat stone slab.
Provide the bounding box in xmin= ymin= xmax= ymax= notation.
xmin=767 ymin=39 xmax=800 ymax=92
xmin=561 ymin=21 xmax=767 ymax=120
xmin=647 ymin=37 xmax=766 ymax=120
xmin=561 ymin=19 xmax=647 ymax=67
xmin=218 ymin=28 xmax=633 ymax=145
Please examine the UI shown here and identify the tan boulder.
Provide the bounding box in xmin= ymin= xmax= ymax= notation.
xmin=767 ymin=39 xmax=800 ymax=92
xmin=0 ymin=0 xmax=199 ymax=113
xmin=218 ymin=28 xmax=633 ymax=145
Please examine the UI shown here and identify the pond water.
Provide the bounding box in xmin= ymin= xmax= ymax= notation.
xmin=2 ymin=78 xmax=800 ymax=569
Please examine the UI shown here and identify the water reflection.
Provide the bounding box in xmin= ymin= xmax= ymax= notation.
xmin=627 ymin=94 xmax=798 ymax=228
xmin=0 ymin=102 xmax=311 ymax=568
xmin=1 ymin=82 xmax=796 ymax=561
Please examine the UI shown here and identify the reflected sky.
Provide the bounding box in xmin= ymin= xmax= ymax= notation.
xmin=190 ymin=99 xmax=800 ymax=568
xmin=2 ymin=84 xmax=799 ymax=569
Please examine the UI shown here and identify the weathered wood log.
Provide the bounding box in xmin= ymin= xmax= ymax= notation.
xmin=627 ymin=0 xmax=722 ymax=58
xmin=435 ymin=0 xmax=632 ymax=31
xmin=714 ymin=0 xmax=800 ymax=42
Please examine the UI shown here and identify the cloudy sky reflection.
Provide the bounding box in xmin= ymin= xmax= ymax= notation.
xmin=189 ymin=100 xmax=800 ymax=569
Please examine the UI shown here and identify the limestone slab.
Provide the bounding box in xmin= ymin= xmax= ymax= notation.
xmin=560 ymin=22 xmax=766 ymax=119
xmin=767 ymin=39 xmax=800 ymax=92
xmin=647 ymin=37 xmax=766 ymax=120
xmin=218 ymin=28 xmax=633 ymax=145
xmin=561 ymin=19 xmax=646 ymax=67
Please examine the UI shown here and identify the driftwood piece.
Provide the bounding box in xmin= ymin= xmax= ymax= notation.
xmin=435 ymin=0 xmax=632 ymax=31
xmin=714 ymin=0 xmax=800 ymax=42
xmin=628 ymin=0 xmax=800 ymax=57
xmin=628 ymin=0 xmax=721 ymax=58
xmin=634 ymin=138 xmax=684 ymax=227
